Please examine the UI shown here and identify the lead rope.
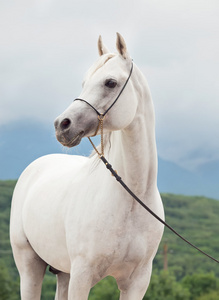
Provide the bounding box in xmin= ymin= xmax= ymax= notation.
xmin=88 ymin=114 xmax=105 ymax=156
xmin=88 ymin=122 xmax=219 ymax=264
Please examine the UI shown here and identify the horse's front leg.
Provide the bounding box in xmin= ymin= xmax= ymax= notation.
xmin=118 ymin=262 xmax=153 ymax=300
xmin=54 ymin=272 xmax=70 ymax=300
xmin=12 ymin=242 xmax=47 ymax=300
xmin=68 ymin=257 xmax=93 ymax=300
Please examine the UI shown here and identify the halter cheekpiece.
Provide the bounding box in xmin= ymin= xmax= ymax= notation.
xmin=74 ymin=61 xmax=134 ymax=156
xmin=71 ymin=60 xmax=219 ymax=265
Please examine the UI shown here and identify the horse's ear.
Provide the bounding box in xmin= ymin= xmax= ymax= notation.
xmin=98 ymin=35 xmax=110 ymax=56
xmin=116 ymin=33 xmax=129 ymax=59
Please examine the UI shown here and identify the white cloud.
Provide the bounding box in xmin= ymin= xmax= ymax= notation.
xmin=1 ymin=0 xmax=219 ymax=170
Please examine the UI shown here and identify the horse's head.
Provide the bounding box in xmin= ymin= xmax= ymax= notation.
xmin=54 ymin=33 xmax=138 ymax=148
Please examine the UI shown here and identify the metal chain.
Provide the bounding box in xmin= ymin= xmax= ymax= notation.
xmin=88 ymin=114 xmax=105 ymax=157
xmin=99 ymin=115 xmax=105 ymax=156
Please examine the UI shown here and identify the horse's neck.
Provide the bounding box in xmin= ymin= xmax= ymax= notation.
xmin=107 ymin=80 xmax=158 ymax=199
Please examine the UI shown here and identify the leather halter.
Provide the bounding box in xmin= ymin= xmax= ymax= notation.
xmin=71 ymin=61 xmax=219 ymax=265
xmin=74 ymin=62 xmax=133 ymax=156
xmin=74 ymin=62 xmax=133 ymax=118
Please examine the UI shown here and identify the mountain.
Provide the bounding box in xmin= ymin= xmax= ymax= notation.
xmin=157 ymin=158 xmax=219 ymax=200
xmin=0 ymin=120 xmax=97 ymax=179
xmin=0 ymin=121 xmax=218 ymax=199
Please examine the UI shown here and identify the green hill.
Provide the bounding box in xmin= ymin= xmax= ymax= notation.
xmin=154 ymin=194 xmax=219 ymax=278
xmin=1 ymin=180 xmax=219 ymax=299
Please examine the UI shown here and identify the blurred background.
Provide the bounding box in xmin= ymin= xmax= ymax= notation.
xmin=1 ymin=0 xmax=219 ymax=199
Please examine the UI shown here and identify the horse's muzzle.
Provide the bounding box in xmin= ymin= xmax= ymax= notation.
xmin=56 ymin=130 xmax=85 ymax=148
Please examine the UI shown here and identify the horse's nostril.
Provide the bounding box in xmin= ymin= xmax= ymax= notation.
xmin=60 ymin=118 xmax=71 ymax=130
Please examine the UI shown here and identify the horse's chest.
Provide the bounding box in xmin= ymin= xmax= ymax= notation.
xmin=88 ymin=228 xmax=147 ymax=283
xmin=65 ymin=186 xmax=153 ymax=259
xmin=66 ymin=208 xmax=147 ymax=268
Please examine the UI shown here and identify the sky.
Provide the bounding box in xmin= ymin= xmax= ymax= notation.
xmin=1 ymin=0 xmax=219 ymax=172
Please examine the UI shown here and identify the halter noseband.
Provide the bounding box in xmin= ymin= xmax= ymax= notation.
xmin=71 ymin=61 xmax=219 ymax=265
xmin=74 ymin=62 xmax=134 ymax=156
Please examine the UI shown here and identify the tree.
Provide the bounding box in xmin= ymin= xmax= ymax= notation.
xmin=0 ymin=261 xmax=19 ymax=300
xmin=89 ymin=276 xmax=120 ymax=300
xmin=197 ymin=290 xmax=219 ymax=300
xmin=182 ymin=272 xmax=217 ymax=300
xmin=41 ymin=273 xmax=56 ymax=300
xmin=144 ymin=270 xmax=190 ymax=300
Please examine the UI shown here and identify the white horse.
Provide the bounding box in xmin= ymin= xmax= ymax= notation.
xmin=10 ymin=33 xmax=164 ymax=300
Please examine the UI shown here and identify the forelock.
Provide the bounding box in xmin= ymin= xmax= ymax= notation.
xmin=85 ymin=53 xmax=116 ymax=80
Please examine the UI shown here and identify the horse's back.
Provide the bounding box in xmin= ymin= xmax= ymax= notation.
xmin=11 ymin=153 xmax=88 ymax=210
xmin=10 ymin=153 xmax=89 ymax=272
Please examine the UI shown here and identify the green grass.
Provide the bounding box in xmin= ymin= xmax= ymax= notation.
xmin=1 ymin=180 xmax=219 ymax=299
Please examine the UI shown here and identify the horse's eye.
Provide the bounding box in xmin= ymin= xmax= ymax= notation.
xmin=105 ymin=79 xmax=117 ymax=88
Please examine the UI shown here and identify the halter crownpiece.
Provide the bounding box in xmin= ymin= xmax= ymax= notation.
xmin=73 ymin=59 xmax=219 ymax=264
xmin=74 ymin=61 xmax=134 ymax=156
